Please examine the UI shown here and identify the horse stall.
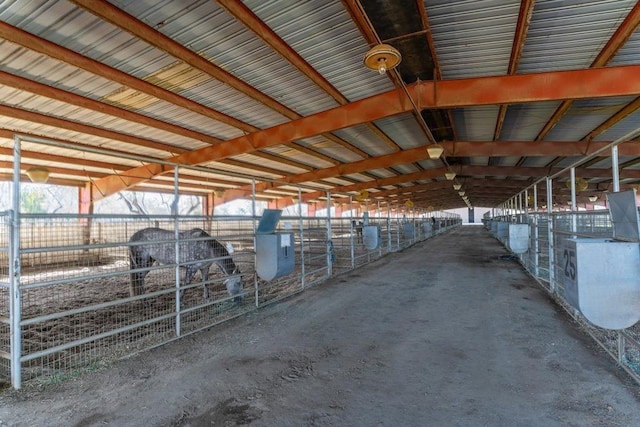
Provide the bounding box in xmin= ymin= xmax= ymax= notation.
xmin=1 ymin=210 xmax=460 ymax=387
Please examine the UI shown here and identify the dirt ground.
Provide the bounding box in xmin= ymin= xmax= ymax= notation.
xmin=2 ymin=225 xmax=640 ymax=426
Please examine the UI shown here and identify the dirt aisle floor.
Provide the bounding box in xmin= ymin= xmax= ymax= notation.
xmin=2 ymin=225 xmax=640 ymax=426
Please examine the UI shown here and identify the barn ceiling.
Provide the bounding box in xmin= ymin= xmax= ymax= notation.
xmin=2 ymin=0 xmax=640 ymax=210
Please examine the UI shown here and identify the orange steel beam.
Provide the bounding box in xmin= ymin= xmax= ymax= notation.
xmin=300 ymin=169 xmax=446 ymax=202
xmin=300 ymin=163 xmax=640 ymax=203
xmin=0 ymin=20 xmax=342 ymax=171
xmin=0 ymin=104 xmax=183 ymax=155
xmin=71 ymin=0 xmax=296 ymax=120
xmin=582 ymin=97 xmax=640 ymax=142
xmin=0 ymin=70 xmax=217 ymax=151
xmin=216 ymin=0 xmax=347 ymax=105
xmin=493 ymin=0 xmax=535 ymax=141
xmin=89 ymin=64 xmax=640 ymax=200
xmin=535 ymin=2 xmax=640 ymax=141
xmin=73 ymin=0 xmax=367 ymax=160
xmin=217 ymin=0 xmax=398 ymax=155
xmin=0 ymin=22 xmax=253 ymax=132
xmin=219 ymin=139 xmax=640 ymax=201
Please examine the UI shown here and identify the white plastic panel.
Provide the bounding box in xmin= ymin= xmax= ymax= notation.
xmin=564 ymin=238 xmax=640 ymax=330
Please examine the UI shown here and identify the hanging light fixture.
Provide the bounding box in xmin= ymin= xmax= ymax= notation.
xmin=363 ymin=44 xmax=402 ymax=75
xmin=453 ymin=183 xmax=462 ymax=191
xmin=445 ymin=171 xmax=456 ymax=180
xmin=426 ymin=143 xmax=444 ymax=159
xmin=589 ymin=195 xmax=598 ymax=202
xmin=26 ymin=166 xmax=50 ymax=183
xmin=566 ymin=177 xmax=589 ymax=192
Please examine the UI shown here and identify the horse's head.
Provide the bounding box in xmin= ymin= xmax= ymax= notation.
xmin=224 ymin=267 xmax=243 ymax=302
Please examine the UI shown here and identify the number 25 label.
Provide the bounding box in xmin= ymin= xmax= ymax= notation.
xmin=563 ymin=249 xmax=576 ymax=280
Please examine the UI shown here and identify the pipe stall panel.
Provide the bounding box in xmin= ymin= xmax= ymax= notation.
xmin=496 ymin=222 xmax=508 ymax=243
xmin=402 ymin=223 xmax=415 ymax=239
xmin=564 ymin=238 xmax=640 ymax=330
xmin=256 ymin=233 xmax=295 ymax=281
xmin=362 ymin=225 xmax=381 ymax=250
xmin=607 ymin=190 xmax=640 ymax=242
xmin=508 ymin=224 xmax=529 ymax=254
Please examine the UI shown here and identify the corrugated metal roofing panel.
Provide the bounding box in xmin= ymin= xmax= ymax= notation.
xmin=416 ymin=159 xmax=448 ymax=169
xmin=1 ymin=1 xmax=300 ymax=137
xmin=546 ymin=96 xmax=636 ymax=141
xmin=332 ymin=124 xmax=395 ymax=158
xmin=0 ymin=86 xmax=216 ymax=153
xmin=112 ymin=0 xmax=340 ymax=117
xmin=374 ymin=115 xmax=430 ymax=150
xmin=204 ymin=161 xmax=282 ymax=181
xmin=501 ymin=101 xmax=561 ymax=141
xmin=609 ymin=25 xmax=640 ymax=66
xmin=595 ymin=108 xmax=640 ymax=142
xmin=229 ymin=153 xmax=309 ymax=175
xmin=246 ymin=0 xmax=396 ymax=102
xmin=261 ymin=145 xmax=336 ymax=169
xmin=452 ymin=106 xmax=499 ymax=141
xmin=519 ymin=0 xmax=636 ymax=73
xmin=519 ymin=157 xmax=557 ymax=167
xmin=426 ymin=0 xmax=520 ymax=79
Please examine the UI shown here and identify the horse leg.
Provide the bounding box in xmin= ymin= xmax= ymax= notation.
xmin=200 ymin=267 xmax=210 ymax=301
xmin=130 ymin=253 xmax=151 ymax=297
xmin=180 ymin=266 xmax=197 ymax=301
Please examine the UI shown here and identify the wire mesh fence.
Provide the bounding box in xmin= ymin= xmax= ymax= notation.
xmin=0 ymin=212 xmax=10 ymax=383
xmin=488 ymin=210 xmax=640 ymax=384
xmin=2 ymin=211 xmax=461 ymax=387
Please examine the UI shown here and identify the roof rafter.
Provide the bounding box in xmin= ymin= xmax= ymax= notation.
xmin=534 ymin=2 xmax=640 ymax=141
xmin=493 ymin=0 xmax=535 ymax=142
xmin=72 ymin=0 xmax=371 ymax=161
xmin=87 ymin=64 xmax=640 ymax=200
xmin=221 ymin=139 xmax=640 ymax=201
xmin=0 ymin=21 xmax=347 ymax=173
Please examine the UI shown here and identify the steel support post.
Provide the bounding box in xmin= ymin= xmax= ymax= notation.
xmin=10 ymin=136 xmax=22 ymax=389
xmin=546 ymin=177 xmax=555 ymax=293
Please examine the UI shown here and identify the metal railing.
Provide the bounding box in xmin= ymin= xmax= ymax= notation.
xmin=486 ymin=210 xmax=640 ymax=384
xmin=1 ymin=211 xmax=461 ymax=388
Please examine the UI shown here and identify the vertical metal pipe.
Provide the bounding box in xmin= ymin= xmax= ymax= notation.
xmin=252 ymin=178 xmax=258 ymax=308
xmin=10 ymin=135 xmax=22 ymax=389
xmin=349 ymin=196 xmax=355 ymax=269
xmin=612 ymin=145 xmax=620 ymax=192
xmin=518 ymin=193 xmax=523 ymax=219
xmin=570 ymin=168 xmax=577 ymax=237
xmin=617 ymin=331 xmax=625 ymax=364
xmin=387 ymin=203 xmax=392 ymax=253
xmin=396 ymin=203 xmax=400 ymax=249
xmin=297 ymin=186 xmax=306 ymax=289
xmin=326 ymin=192 xmax=333 ymax=277
xmin=547 ymin=177 xmax=555 ymax=292
xmin=378 ymin=201 xmax=383 ymax=256
xmin=570 ymin=167 xmax=577 ymax=211
xmin=533 ymin=184 xmax=539 ymax=277
xmin=173 ymin=166 xmax=181 ymax=337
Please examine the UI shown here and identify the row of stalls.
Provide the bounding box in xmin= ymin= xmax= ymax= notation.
xmin=484 ymin=189 xmax=640 ymax=382
xmin=1 ymin=207 xmax=461 ymax=388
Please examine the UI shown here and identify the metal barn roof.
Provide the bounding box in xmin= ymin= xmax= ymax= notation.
xmin=1 ymin=0 xmax=640 ymax=210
